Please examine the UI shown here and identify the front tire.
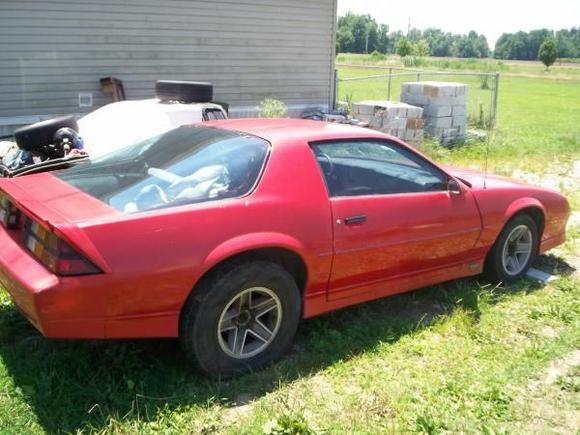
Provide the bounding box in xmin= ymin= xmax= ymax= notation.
xmin=179 ymin=261 xmax=301 ymax=377
xmin=484 ymin=214 xmax=538 ymax=282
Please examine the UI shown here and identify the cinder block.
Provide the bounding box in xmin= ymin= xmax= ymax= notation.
xmin=425 ymin=126 xmax=460 ymax=138
xmin=452 ymin=105 xmax=467 ymax=116
xmin=423 ymin=85 xmax=440 ymax=97
xmin=425 ymin=116 xmax=453 ymax=128
xmin=406 ymin=118 xmax=423 ymax=129
xmin=424 ymin=105 xmax=452 ymax=117
xmin=403 ymin=129 xmax=421 ymax=141
xmin=400 ymin=93 xmax=430 ymax=106
xmin=383 ymin=118 xmax=407 ymax=129
xmin=354 ymin=113 xmax=372 ymax=122
xmin=406 ymin=106 xmax=424 ymax=118
xmin=426 ymin=95 xmax=465 ymax=105
xmin=401 ymin=82 xmax=424 ymax=94
xmin=445 ymin=127 xmax=461 ymax=135
xmin=452 ymin=115 xmax=467 ymax=127
xmin=352 ymin=103 xmax=376 ymax=115
xmin=368 ymin=115 xmax=384 ymax=129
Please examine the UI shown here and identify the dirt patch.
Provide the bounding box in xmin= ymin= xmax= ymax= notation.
xmin=511 ymin=160 xmax=580 ymax=194
xmin=521 ymin=350 xmax=580 ymax=434
xmin=541 ymin=350 xmax=580 ymax=386
xmin=221 ymin=394 xmax=253 ymax=426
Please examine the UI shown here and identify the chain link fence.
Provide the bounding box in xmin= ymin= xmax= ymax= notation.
xmin=336 ymin=66 xmax=500 ymax=130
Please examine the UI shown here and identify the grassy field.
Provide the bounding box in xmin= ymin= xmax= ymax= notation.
xmin=338 ymin=58 xmax=580 ymax=209
xmin=0 ymin=57 xmax=579 ymax=434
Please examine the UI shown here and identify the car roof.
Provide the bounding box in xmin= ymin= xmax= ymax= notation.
xmin=201 ymin=118 xmax=390 ymax=147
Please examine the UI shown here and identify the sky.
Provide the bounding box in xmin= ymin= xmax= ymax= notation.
xmin=338 ymin=0 xmax=579 ymax=48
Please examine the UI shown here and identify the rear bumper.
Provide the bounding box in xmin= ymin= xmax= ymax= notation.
xmin=0 ymin=227 xmax=105 ymax=338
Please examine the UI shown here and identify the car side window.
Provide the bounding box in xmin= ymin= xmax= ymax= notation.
xmin=311 ymin=140 xmax=447 ymax=197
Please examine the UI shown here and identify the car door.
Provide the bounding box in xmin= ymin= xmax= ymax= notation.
xmin=311 ymin=139 xmax=482 ymax=301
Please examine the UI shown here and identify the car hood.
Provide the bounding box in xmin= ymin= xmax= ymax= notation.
xmin=443 ymin=165 xmax=532 ymax=190
xmin=0 ymin=172 xmax=120 ymax=226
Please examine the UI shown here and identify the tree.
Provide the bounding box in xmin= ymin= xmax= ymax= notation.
xmin=538 ymin=39 xmax=558 ymax=68
xmin=413 ymin=39 xmax=430 ymax=57
xmin=452 ymin=31 xmax=489 ymax=58
xmin=336 ymin=13 xmax=379 ymax=53
xmin=396 ymin=37 xmax=413 ymax=57
xmin=491 ymin=28 xmax=579 ymax=60
xmin=336 ymin=27 xmax=355 ymax=53
xmin=375 ymin=24 xmax=390 ymax=53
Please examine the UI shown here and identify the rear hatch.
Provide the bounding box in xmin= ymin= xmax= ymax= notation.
xmin=0 ymin=173 xmax=120 ymax=274
xmin=0 ymin=172 xmax=120 ymax=226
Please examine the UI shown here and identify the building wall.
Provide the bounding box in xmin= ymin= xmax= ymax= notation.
xmin=0 ymin=0 xmax=336 ymax=134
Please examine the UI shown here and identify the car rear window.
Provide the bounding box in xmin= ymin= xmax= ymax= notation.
xmin=57 ymin=125 xmax=269 ymax=213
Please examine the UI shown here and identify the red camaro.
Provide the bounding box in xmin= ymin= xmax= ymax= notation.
xmin=0 ymin=119 xmax=570 ymax=376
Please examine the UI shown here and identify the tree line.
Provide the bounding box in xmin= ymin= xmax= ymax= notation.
xmin=337 ymin=14 xmax=489 ymax=58
xmin=494 ymin=28 xmax=580 ymax=59
xmin=337 ymin=13 xmax=579 ymax=60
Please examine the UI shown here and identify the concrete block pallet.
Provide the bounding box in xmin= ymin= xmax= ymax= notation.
xmin=400 ymin=81 xmax=468 ymax=145
xmin=352 ymin=101 xmax=424 ymax=146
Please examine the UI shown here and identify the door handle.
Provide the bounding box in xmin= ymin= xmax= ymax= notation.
xmin=344 ymin=215 xmax=367 ymax=225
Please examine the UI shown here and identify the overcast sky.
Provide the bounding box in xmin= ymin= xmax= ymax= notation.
xmin=338 ymin=0 xmax=579 ymax=48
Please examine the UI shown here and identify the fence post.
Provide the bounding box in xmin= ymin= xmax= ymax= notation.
xmin=492 ymin=73 xmax=500 ymax=126
xmin=333 ymin=69 xmax=338 ymax=110
xmin=387 ymin=67 xmax=392 ymax=100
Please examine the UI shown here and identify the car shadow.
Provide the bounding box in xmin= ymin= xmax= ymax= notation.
xmin=0 ymin=256 xmax=572 ymax=433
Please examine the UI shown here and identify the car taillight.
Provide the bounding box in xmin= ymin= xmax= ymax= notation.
xmin=0 ymin=190 xmax=21 ymax=229
xmin=23 ymin=218 xmax=101 ymax=276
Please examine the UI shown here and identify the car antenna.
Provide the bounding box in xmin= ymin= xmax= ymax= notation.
xmin=483 ymin=127 xmax=493 ymax=190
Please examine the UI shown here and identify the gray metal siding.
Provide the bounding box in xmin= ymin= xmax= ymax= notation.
xmin=0 ymin=0 xmax=336 ymax=125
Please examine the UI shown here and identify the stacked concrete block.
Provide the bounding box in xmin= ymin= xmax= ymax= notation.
xmin=400 ymin=81 xmax=468 ymax=144
xmin=351 ymin=101 xmax=424 ymax=145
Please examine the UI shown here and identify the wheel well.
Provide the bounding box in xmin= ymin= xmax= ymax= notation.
xmin=483 ymin=206 xmax=546 ymax=272
xmin=513 ymin=207 xmax=545 ymax=241
xmin=195 ymin=248 xmax=308 ymax=295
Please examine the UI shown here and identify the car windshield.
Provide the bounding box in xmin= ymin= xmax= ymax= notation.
xmin=57 ymin=125 xmax=269 ymax=213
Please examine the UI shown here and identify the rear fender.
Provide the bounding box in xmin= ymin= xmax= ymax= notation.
xmin=203 ymin=232 xmax=306 ymax=269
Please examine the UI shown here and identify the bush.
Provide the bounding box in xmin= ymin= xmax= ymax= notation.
xmin=370 ymin=50 xmax=386 ymax=60
xmin=396 ymin=37 xmax=413 ymax=57
xmin=258 ymin=98 xmax=287 ymax=118
xmin=538 ymin=39 xmax=558 ymax=69
xmin=413 ymin=39 xmax=430 ymax=57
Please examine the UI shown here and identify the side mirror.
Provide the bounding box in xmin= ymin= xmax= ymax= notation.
xmin=447 ymin=179 xmax=462 ymax=195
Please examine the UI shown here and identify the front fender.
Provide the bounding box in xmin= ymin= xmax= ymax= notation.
xmin=503 ymin=197 xmax=546 ymax=225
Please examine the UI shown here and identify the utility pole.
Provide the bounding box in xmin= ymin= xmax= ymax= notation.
xmin=365 ymin=30 xmax=370 ymax=54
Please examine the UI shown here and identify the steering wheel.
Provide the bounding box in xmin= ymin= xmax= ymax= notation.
xmin=147 ymin=167 xmax=183 ymax=184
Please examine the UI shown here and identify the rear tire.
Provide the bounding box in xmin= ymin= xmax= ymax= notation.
xmin=179 ymin=261 xmax=301 ymax=377
xmin=484 ymin=214 xmax=538 ymax=282
xmin=155 ymin=80 xmax=213 ymax=103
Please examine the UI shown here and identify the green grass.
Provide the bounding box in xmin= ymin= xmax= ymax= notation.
xmin=0 ymin=59 xmax=579 ymax=434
